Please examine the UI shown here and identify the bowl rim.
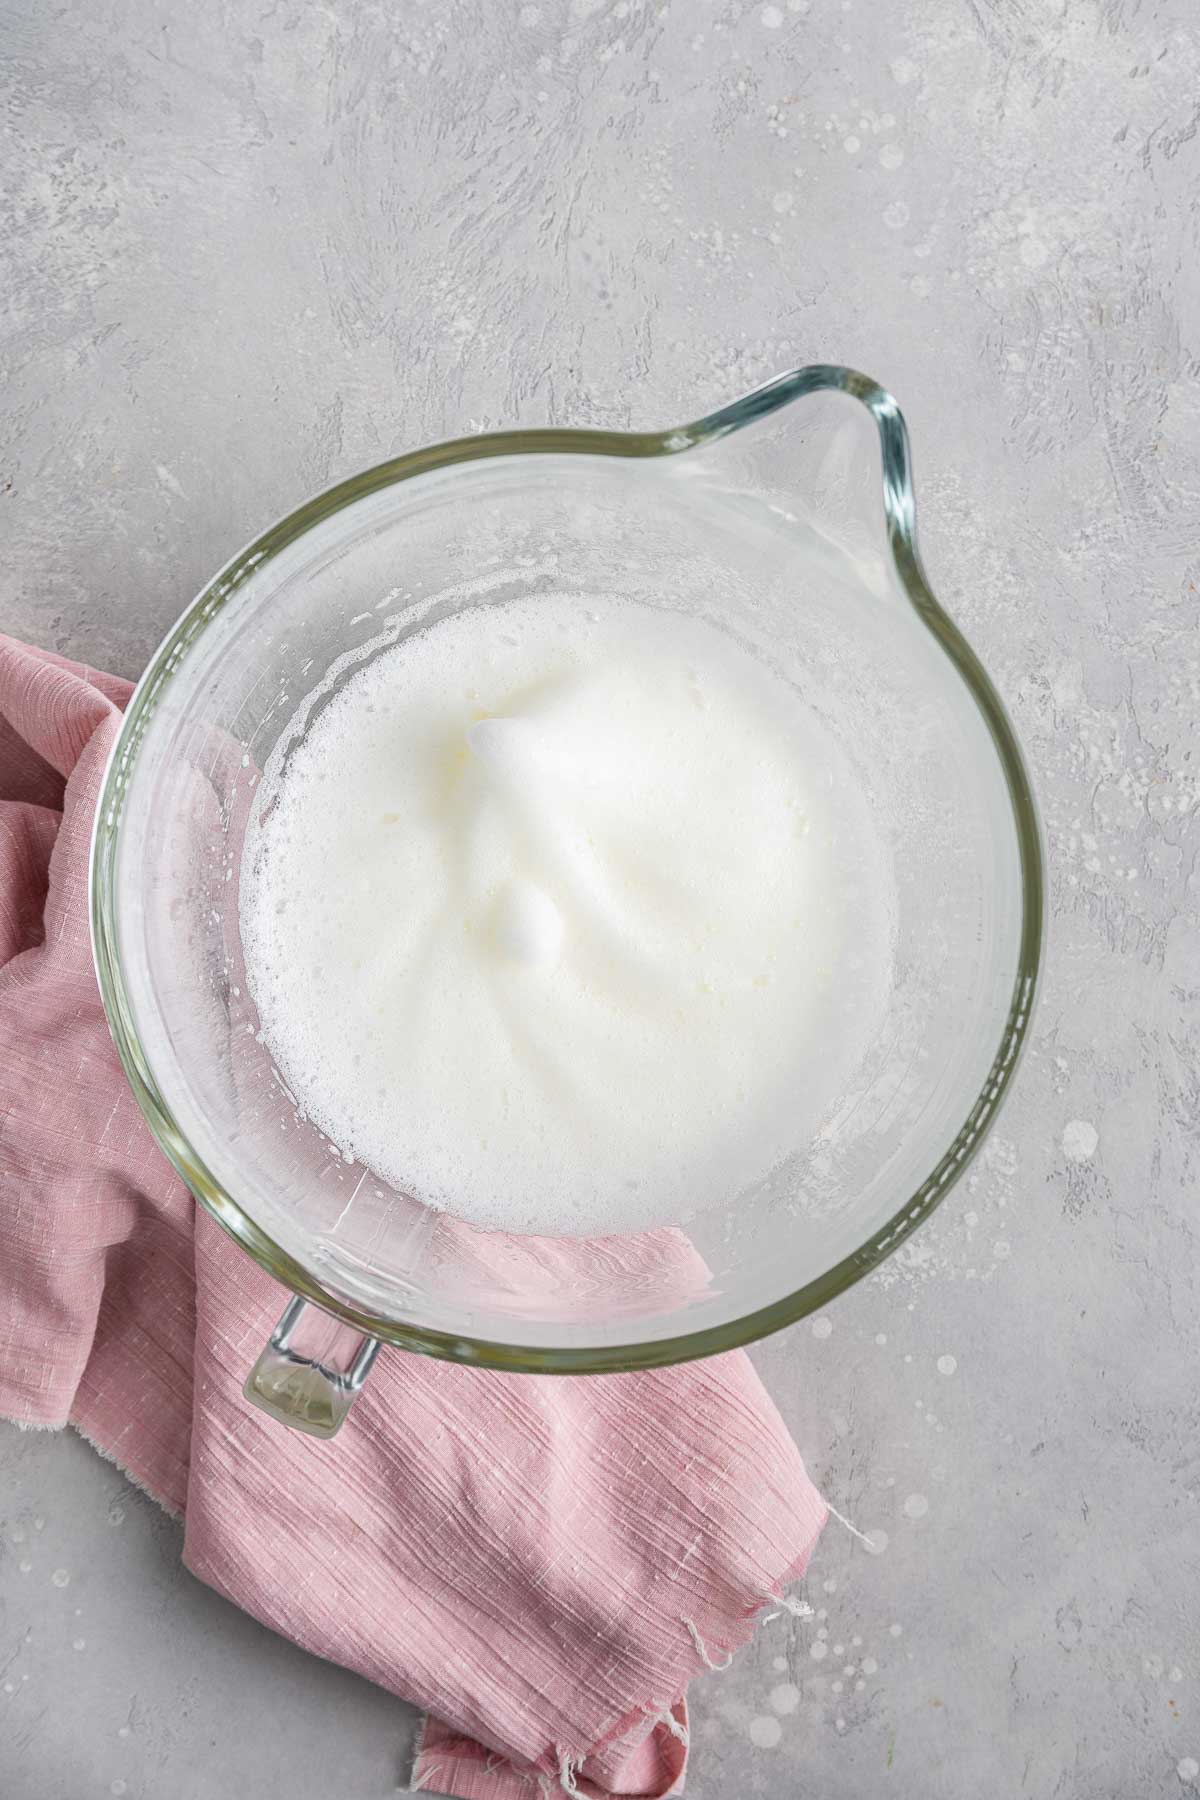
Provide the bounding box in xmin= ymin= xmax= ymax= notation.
xmin=90 ymin=363 xmax=1044 ymax=1373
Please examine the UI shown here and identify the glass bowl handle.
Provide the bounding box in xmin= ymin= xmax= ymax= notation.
xmin=243 ymin=1295 xmax=381 ymax=1439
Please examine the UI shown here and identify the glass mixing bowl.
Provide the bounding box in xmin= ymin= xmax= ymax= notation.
xmin=91 ymin=365 xmax=1042 ymax=1436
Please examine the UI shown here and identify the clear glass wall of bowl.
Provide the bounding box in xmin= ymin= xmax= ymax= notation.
xmin=95 ymin=377 xmax=1038 ymax=1368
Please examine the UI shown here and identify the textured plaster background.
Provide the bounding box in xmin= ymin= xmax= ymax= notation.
xmin=2 ymin=1 xmax=1199 ymax=1795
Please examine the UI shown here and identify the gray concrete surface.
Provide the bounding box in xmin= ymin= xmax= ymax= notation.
xmin=3 ymin=0 xmax=1199 ymax=1795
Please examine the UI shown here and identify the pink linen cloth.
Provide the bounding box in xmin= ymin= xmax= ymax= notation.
xmin=0 ymin=632 xmax=827 ymax=1799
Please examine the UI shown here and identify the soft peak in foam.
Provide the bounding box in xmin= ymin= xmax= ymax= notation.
xmin=492 ymin=879 xmax=564 ymax=968
xmin=468 ymin=716 xmax=546 ymax=779
xmin=240 ymin=593 xmax=895 ymax=1237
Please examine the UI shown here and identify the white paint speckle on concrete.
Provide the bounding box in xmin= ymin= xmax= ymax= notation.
xmin=769 ymin=1682 xmax=800 ymax=1715
xmin=1062 ymin=1120 xmax=1099 ymax=1163
xmin=749 ymin=1713 xmax=782 ymax=1747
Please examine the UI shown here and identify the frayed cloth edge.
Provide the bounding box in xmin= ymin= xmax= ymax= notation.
xmin=69 ymin=1418 xmax=184 ymax=1520
xmin=0 ymin=1409 xmax=65 ymax=1433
